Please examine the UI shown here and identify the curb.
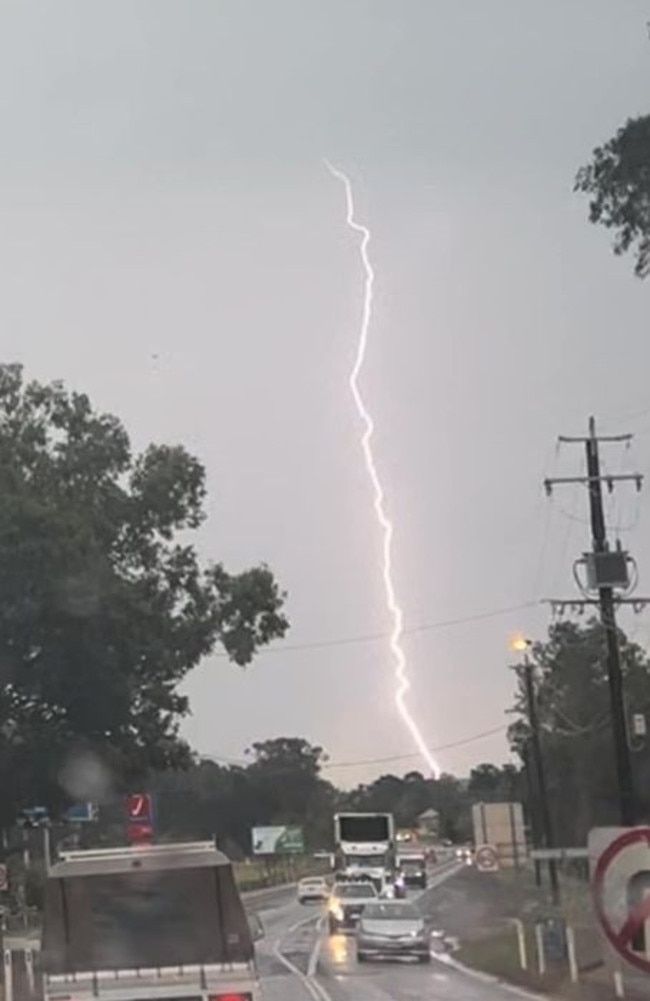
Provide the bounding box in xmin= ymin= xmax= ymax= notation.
xmin=435 ymin=951 xmax=547 ymax=1001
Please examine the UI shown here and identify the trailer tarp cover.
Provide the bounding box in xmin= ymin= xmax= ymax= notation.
xmin=42 ymin=863 xmax=253 ymax=973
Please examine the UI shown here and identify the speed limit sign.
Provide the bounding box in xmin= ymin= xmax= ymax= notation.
xmin=475 ymin=845 xmax=499 ymax=872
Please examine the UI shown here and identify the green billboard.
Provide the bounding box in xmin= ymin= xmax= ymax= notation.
xmin=252 ymin=825 xmax=305 ymax=855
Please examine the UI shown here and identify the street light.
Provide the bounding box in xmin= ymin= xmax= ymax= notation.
xmin=510 ymin=637 xmax=559 ymax=905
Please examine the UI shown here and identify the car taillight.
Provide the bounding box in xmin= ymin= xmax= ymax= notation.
xmin=208 ymin=995 xmax=252 ymax=1001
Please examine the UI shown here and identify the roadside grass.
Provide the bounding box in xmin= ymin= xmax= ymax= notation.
xmin=457 ymin=925 xmax=574 ymax=995
xmin=448 ymin=865 xmax=613 ymax=998
xmin=234 ymin=857 xmax=328 ymax=891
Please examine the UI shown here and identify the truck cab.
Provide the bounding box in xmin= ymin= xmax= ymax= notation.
xmin=41 ymin=841 xmax=260 ymax=1001
xmin=397 ymin=850 xmax=427 ymax=889
xmin=333 ymin=813 xmax=396 ymax=893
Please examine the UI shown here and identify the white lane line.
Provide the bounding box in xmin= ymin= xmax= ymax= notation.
xmin=307 ymin=916 xmax=324 ymax=977
xmin=304 ymin=861 xmax=463 ymax=995
xmin=274 ymin=913 xmax=333 ymax=1001
xmin=287 ymin=913 xmax=321 ymax=935
xmin=274 ymin=858 xmax=462 ymax=999
xmin=272 ymin=939 xmax=321 ymax=1001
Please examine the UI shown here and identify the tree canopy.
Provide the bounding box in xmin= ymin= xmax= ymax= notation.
xmin=0 ymin=364 xmax=288 ymax=825
xmin=575 ymin=114 xmax=650 ymax=278
xmin=132 ymin=739 xmax=524 ymax=857
xmin=508 ymin=618 xmax=650 ymax=844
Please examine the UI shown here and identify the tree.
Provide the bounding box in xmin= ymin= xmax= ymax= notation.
xmin=0 ymin=364 xmax=288 ymax=826
xmin=575 ymin=114 xmax=650 ymax=278
xmin=245 ymin=738 xmax=336 ymax=848
xmin=467 ymin=763 xmax=523 ymax=803
xmin=508 ymin=618 xmax=650 ymax=844
xmin=344 ymin=770 xmax=472 ymax=841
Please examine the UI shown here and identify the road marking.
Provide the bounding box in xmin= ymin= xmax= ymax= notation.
xmin=288 ymin=913 xmax=321 ymax=935
xmin=307 ymin=916 xmax=324 ymax=977
xmin=303 ymin=860 xmax=462 ymax=995
xmin=273 ymin=858 xmax=461 ymax=1000
xmin=274 ymin=913 xmax=333 ymax=1001
xmin=273 ymin=938 xmax=322 ymax=1001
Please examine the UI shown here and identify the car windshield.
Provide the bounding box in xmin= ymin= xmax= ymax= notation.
xmin=302 ymin=878 xmax=325 ymax=885
xmin=335 ymin=884 xmax=376 ymax=899
xmin=363 ymin=903 xmax=421 ymax=920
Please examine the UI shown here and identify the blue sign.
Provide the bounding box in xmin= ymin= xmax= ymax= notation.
xmin=23 ymin=806 xmax=48 ymax=820
xmin=64 ymin=802 xmax=98 ymax=823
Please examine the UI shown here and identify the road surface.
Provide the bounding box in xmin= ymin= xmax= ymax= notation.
xmin=250 ymin=863 xmax=529 ymax=1001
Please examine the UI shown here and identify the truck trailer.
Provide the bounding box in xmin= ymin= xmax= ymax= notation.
xmin=41 ymin=841 xmax=262 ymax=1001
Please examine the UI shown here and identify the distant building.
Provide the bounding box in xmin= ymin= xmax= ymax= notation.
xmin=416 ymin=808 xmax=440 ymax=838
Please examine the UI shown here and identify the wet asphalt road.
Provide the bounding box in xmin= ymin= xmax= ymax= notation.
xmin=250 ymin=863 xmax=530 ymax=1001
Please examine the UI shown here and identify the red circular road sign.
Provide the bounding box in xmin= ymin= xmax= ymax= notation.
xmin=475 ymin=845 xmax=498 ymax=870
xmin=593 ymin=826 xmax=650 ymax=975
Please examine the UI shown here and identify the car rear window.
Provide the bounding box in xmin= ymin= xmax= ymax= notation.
xmin=363 ymin=903 xmax=420 ymax=919
xmin=336 ymin=884 xmax=376 ymax=899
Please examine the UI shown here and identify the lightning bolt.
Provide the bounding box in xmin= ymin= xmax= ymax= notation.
xmin=326 ymin=160 xmax=441 ymax=780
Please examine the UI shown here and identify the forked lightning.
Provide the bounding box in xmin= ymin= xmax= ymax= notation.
xmin=326 ymin=160 xmax=441 ymax=778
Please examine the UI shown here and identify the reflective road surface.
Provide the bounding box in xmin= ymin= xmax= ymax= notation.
xmin=250 ymin=864 xmax=529 ymax=1001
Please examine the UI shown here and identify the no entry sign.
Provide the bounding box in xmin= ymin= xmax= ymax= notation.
xmin=590 ymin=826 xmax=650 ymax=975
xmin=475 ymin=844 xmax=499 ymax=872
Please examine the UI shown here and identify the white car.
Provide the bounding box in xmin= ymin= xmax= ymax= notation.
xmin=297 ymin=876 xmax=329 ymax=903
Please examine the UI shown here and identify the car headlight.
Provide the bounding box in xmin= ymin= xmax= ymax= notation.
xmin=329 ymin=901 xmax=344 ymax=920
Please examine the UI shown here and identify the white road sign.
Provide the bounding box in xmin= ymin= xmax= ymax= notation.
xmin=589 ymin=826 xmax=650 ymax=980
xmin=474 ymin=844 xmax=499 ymax=872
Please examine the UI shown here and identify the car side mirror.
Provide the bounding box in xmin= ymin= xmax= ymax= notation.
xmin=249 ymin=912 xmax=265 ymax=942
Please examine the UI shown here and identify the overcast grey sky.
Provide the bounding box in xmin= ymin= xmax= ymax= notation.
xmin=1 ymin=1 xmax=649 ymax=785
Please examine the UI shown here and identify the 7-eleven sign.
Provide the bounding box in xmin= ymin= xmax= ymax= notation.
xmin=125 ymin=793 xmax=154 ymax=843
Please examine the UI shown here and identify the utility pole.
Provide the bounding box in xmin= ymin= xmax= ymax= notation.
xmin=521 ymin=741 xmax=542 ymax=887
xmin=544 ymin=416 xmax=648 ymax=827
xmin=513 ymin=638 xmax=559 ymax=904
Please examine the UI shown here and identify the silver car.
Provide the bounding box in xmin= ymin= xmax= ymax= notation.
xmin=356 ymin=901 xmax=431 ymax=963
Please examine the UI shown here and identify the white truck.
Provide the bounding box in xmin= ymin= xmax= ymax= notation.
xmin=396 ymin=847 xmax=428 ymax=889
xmin=40 ymin=841 xmax=263 ymax=1001
xmin=333 ymin=813 xmax=395 ymax=892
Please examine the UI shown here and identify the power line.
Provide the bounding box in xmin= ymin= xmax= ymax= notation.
xmin=198 ymin=723 xmax=510 ymax=773
xmin=214 ymin=600 xmax=540 ymax=658
xmin=320 ymin=724 xmax=509 ymax=770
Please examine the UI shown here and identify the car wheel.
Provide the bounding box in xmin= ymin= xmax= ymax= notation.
xmin=417 ymin=953 xmax=431 ymax=964
xmin=357 ymin=952 xmax=368 ymax=963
